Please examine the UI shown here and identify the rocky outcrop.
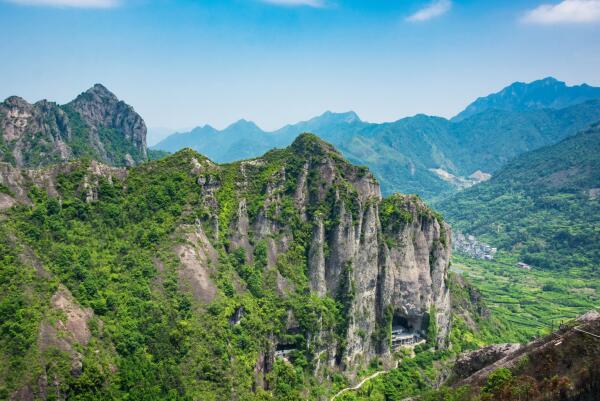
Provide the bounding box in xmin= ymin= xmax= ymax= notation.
xmin=453 ymin=343 xmax=522 ymax=380
xmin=189 ymin=134 xmax=452 ymax=373
xmin=24 ymin=286 xmax=98 ymax=401
xmin=430 ymin=311 xmax=600 ymax=401
xmin=0 ymin=160 xmax=127 ymax=208
xmin=175 ymin=222 xmax=218 ymax=303
xmin=0 ymin=97 xmax=72 ymax=167
xmin=455 ymin=311 xmax=600 ymax=387
xmin=67 ymin=84 xmax=147 ymax=165
xmin=0 ymin=84 xmax=147 ymax=168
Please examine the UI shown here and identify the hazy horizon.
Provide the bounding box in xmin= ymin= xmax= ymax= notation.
xmin=2 ymin=0 xmax=600 ymax=142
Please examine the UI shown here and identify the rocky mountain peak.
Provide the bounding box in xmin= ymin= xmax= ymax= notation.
xmin=79 ymin=83 xmax=119 ymax=103
xmin=0 ymin=85 xmax=148 ymax=168
xmin=3 ymin=96 xmax=32 ymax=110
xmin=290 ymin=132 xmax=339 ymax=157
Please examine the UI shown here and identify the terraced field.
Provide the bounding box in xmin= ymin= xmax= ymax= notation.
xmin=452 ymin=254 xmax=600 ymax=342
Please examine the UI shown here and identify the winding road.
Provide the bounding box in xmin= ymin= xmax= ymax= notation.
xmin=330 ymin=361 xmax=399 ymax=401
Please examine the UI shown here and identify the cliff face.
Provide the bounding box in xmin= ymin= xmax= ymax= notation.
xmin=0 ymin=84 xmax=147 ymax=168
xmin=189 ymin=134 xmax=452 ymax=371
xmin=0 ymin=134 xmax=451 ymax=399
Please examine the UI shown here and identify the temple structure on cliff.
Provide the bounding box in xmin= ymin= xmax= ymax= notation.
xmin=391 ymin=326 xmax=421 ymax=351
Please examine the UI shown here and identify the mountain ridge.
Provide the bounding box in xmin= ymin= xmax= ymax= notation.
xmin=453 ymin=77 xmax=600 ymax=121
xmin=154 ymin=81 xmax=600 ymax=199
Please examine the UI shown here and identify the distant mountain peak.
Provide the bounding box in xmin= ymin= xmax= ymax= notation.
xmin=505 ymin=77 xmax=564 ymax=91
xmin=453 ymin=77 xmax=600 ymax=121
xmin=315 ymin=110 xmax=361 ymax=124
xmin=538 ymin=76 xmax=560 ymax=84
xmin=226 ymin=118 xmax=261 ymax=131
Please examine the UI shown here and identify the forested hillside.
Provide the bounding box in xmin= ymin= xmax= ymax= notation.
xmin=437 ymin=123 xmax=600 ymax=272
xmin=0 ymin=134 xmax=452 ymax=400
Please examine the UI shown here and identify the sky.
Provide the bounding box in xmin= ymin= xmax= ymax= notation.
xmin=1 ymin=0 xmax=600 ymax=145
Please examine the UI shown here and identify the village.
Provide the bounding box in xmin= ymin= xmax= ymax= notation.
xmin=452 ymin=232 xmax=497 ymax=260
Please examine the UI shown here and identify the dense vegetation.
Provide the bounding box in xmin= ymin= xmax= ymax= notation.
xmin=0 ymin=145 xmax=340 ymax=399
xmin=1 ymin=134 xmax=446 ymax=400
xmin=437 ymin=123 xmax=600 ymax=272
xmin=147 ymin=148 xmax=171 ymax=161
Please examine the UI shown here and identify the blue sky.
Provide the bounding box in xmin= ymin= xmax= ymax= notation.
xmin=1 ymin=0 xmax=600 ymax=144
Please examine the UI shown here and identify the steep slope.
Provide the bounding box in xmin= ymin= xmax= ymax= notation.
xmin=422 ymin=311 xmax=600 ymax=401
xmin=0 ymin=84 xmax=147 ymax=168
xmin=436 ymin=123 xmax=600 ymax=272
xmin=453 ymin=77 xmax=600 ymax=121
xmin=153 ymin=82 xmax=600 ymax=200
xmin=0 ymin=134 xmax=451 ymax=400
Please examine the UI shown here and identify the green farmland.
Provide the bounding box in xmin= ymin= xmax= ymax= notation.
xmin=452 ymin=253 xmax=600 ymax=343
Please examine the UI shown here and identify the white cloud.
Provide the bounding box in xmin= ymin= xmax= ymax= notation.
xmin=406 ymin=0 xmax=452 ymax=22
xmin=5 ymin=0 xmax=119 ymax=7
xmin=260 ymin=0 xmax=325 ymax=7
xmin=522 ymin=0 xmax=600 ymax=24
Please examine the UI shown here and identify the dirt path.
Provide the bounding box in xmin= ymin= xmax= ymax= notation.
xmin=329 ymin=340 xmax=427 ymax=400
xmin=330 ymin=361 xmax=399 ymax=401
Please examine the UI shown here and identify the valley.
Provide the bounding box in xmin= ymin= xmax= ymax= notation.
xmin=451 ymin=254 xmax=599 ymax=343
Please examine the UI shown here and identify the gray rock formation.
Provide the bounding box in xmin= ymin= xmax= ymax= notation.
xmin=0 ymin=84 xmax=147 ymax=168
xmin=188 ymin=134 xmax=452 ymax=373
xmin=453 ymin=343 xmax=522 ymax=380
xmin=0 ymin=159 xmax=127 ymax=209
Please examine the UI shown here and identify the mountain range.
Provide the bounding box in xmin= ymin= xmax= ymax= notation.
xmin=452 ymin=76 xmax=600 ymax=121
xmin=154 ymin=77 xmax=600 ymax=200
xmin=3 ymin=77 xmax=600 ymax=201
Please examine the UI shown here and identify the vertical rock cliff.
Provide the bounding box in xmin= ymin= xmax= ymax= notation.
xmin=190 ymin=133 xmax=452 ymax=372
